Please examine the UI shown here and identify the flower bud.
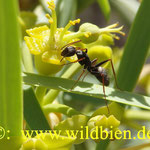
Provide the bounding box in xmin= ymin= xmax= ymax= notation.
xmin=87 ymin=34 xmax=114 ymax=47
xmin=92 ymin=102 xmax=124 ymax=121
xmin=107 ymin=115 xmax=120 ymax=128
xmin=87 ymin=115 xmax=120 ymax=142
xmin=79 ymin=23 xmax=99 ymax=44
xmin=87 ymin=45 xmax=112 ymax=68
xmin=79 ymin=22 xmax=125 ymax=44
xmin=88 ymin=115 xmax=107 ymax=131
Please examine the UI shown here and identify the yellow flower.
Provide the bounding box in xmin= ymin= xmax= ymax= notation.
xmin=24 ymin=0 xmax=125 ymax=75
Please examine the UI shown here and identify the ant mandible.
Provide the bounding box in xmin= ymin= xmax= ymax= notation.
xmin=60 ymin=40 xmax=119 ymax=114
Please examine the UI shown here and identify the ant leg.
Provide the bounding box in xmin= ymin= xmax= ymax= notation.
xmin=91 ymin=58 xmax=98 ymax=66
xmin=108 ymin=59 xmax=119 ymax=89
xmin=61 ymin=40 xmax=82 ymax=50
xmin=70 ymin=69 xmax=85 ymax=90
xmin=95 ymin=59 xmax=110 ymax=67
xmin=61 ymin=57 xmax=85 ymax=66
xmin=60 ymin=56 xmax=65 ymax=62
xmin=102 ymin=74 xmax=110 ymax=114
xmin=95 ymin=59 xmax=119 ymax=89
xmin=82 ymin=71 xmax=89 ymax=81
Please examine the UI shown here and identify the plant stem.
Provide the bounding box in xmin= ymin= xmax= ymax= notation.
xmin=35 ymin=86 xmax=47 ymax=104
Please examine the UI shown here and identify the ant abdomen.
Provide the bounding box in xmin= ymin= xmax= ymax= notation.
xmin=95 ymin=67 xmax=110 ymax=86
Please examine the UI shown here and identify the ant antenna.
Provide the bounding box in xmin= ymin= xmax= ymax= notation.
xmin=60 ymin=56 xmax=65 ymax=62
xmin=61 ymin=40 xmax=82 ymax=50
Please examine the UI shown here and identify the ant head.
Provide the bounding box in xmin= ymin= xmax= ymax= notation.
xmin=60 ymin=46 xmax=76 ymax=62
xmin=61 ymin=46 xmax=76 ymax=56
xmin=60 ymin=40 xmax=82 ymax=62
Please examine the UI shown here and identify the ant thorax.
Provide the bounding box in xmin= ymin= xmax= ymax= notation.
xmin=76 ymin=50 xmax=83 ymax=55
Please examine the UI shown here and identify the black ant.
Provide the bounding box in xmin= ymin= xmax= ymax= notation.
xmin=60 ymin=40 xmax=119 ymax=114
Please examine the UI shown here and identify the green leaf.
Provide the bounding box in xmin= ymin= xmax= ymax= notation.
xmin=24 ymin=87 xmax=50 ymax=130
xmin=97 ymin=0 xmax=111 ymax=20
xmin=0 ymin=0 xmax=22 ymax=136
xmin=55 ymin=115 xmax=89 ymax=144
xmin=23 ymin=73 xmax=150 ymax=110
xmin=117 ymin=0 xmax=150 ymax=91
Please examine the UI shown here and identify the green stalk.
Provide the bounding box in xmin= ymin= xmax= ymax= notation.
xmin=117 ymin=0 xmax=150 ymax=91
xmin=0 ymin=0 xmax=22 ymax=137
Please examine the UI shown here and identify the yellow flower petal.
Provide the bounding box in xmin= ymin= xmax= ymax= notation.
xmin=66 ymin=55 xmax=78 ymax=62
xmin=24 ymin=36 xmax=43 ymax=55
xmin=42 ymin=51 xmax=66 ymax=65
xmin=35 ymin=55 xmax=63 ymax=75
xmin=26 ymin=25 xmax=49 ymax=39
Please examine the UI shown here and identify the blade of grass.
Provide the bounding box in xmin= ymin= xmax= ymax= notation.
xmin=97 ymin=0 xmax=111 ymax=21
xmin=117 ymin=0 xmax=150 ymax=91
xmin=0 ymin=0 xmax=22 ymax=136
xmin=24 ymin=87 xmax=50 ymax=130
xmin=23 ymin=73 xmax=150 ymax=110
